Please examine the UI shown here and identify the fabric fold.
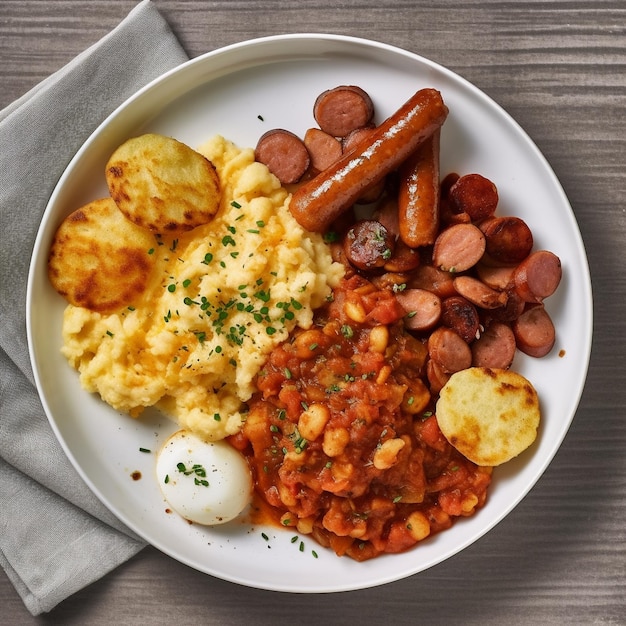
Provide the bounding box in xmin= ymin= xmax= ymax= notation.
xmin=0 ymin=0 xmax=189 ymax=615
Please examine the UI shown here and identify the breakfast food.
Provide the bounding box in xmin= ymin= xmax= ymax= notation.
xmin=288 ymin=88 xmax=449 ymax=233
xmin=239 ymin=273 xmax=493 ymax=561
xmin=397 ymin=129 xmax=441 ymax=248
xmin=48 ymin=82 xmax=563 ymax=557
xmin=436 ymin=367 xmax=541 ymax=466
xmin=105 ymin=133 xmax=221 ymax=233
xmin=55 ymin=135 xmax=343 ymax=440
xmin=156 ymin=430 xmax=253 ymax=525
xmin=48 ymin=197 xmax=156 ymax=313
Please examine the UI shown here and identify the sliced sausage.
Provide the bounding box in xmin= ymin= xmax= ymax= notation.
xmin=341 ymin=125 xmax=376 ymax=153
xmin=512 ymin=304 xmax=556 ymax=357
xmin=303 ymin=127 xmax=342 ymax=172
xmin=448 ymin=173 xmax=498 ymax=221
xmin=426 ymin=358 xmax=451 ymax=395
xmin=440 ymin=296 xmax=480 ymax=343
xmin=398 ymin=129 xmax=441 ymax=248
xmin=396 ymin=288 xmax=442 ymax=332
xmin=313 ymin=85 xmax=375 ymax=138
xmin=343 ymin=220 xmax=394 ymax=271
xmin=255 ymin=129 xmax=310 ymax=184
xmin=407 ymin=264 xmax=457 ymax=299
xmin=427 ymin=326 xmax=473 ymax=374
xmin=289 ymin=88 xmax=449 ymax=232
xmin=453 ymin=275 xmax=508 ymax=309
xmin=513 ymin=250 xmax=562 ymax=303
xmin=384 ymin=239 xmax=420 ymax=273
xmin=471 ymin=321 xmax=517 ymax=369
xmin=373 ymin=195 xmax=400 ymax=237
xmin=484 ymin=289 xmax=526 ymax=323
xmin=475 ymin=261 xmax=516 ymax=291
xmin=432 ymin=223 xmax=486 ymax=272
xmin=479 ymin=215 xmax=534 ymax=265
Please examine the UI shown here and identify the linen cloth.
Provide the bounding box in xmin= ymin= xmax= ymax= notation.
xmin=0 ymin=1 xmax=189 ymax=614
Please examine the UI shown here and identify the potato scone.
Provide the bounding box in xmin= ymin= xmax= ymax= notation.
xmin=48 ymin=197 xmax=156 ymax=313
xmin=105 ymin=133 xmax=220 ymax=233
xmin=435 ymin=367 xmax=540 ymax=466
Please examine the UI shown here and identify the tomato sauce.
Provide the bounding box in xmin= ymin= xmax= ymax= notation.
xmin=239 ymin=274 xmax=491 ymax=561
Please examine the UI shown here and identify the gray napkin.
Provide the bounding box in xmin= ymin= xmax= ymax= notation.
xmin=0 ymin=1 xmax=189 ymax=615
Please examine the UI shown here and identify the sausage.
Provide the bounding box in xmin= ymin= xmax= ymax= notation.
xmin=397 ymin=129 xmax=441 ymax=248
xmin=303 ymin=127 xmax=342 ymax=173
xmin=452 ymin=275 xmax=508 ymax=309
xmin=313 ymin=85 xmax=375 ymax=138
xmin=439 ymin=172 xmax=472 ymax=226
xmin=471 ymin=321 xmax=517 ymax=369
xmin=255 ymin=129 xmax=310 ymax=184
xmin=396 ymin=288 xmax=442 ymax=332
xmin=289 ymin=88 xmax=449 ymax=232
xmin=372 ymin=195 xmax=400 ymax=237
xmin=484 ymin=289 xmax=526 ymax=323
xmin=383 ymin=239 xmax=420 ymax=272
xmin=426 ymin=358 xmax=451 ymax=395
xmin=479 ymin=216 xmax=534 ymax=265
xmin=475 ymin=261 xmax=516 ymax=291
xmin=513 ymin=249 xmax=562 ymax=303
xmin=448 ymin=173 xmax=498 ymax=221
xmin=407 ymin=263 xmax=457 ymax=299
xmin=343 ymin=220 xmax=395 ymax=270
xmin=512 ymin=304 xmax=556 ymax=357
xmin=427 ymin=326 xmax=473 ymax=374
xmin=440 ymin=296 xmax=480 ymax=343
xmin=432 ymin=223 xmax=486 ymax=272
xmin=342 ymin=125 xmax=376 ymax=153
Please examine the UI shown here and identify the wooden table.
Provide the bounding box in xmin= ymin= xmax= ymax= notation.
xmin=1 ymin=1 xmax=624 ymax=623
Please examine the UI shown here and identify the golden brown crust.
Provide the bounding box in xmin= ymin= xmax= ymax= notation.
xmin=435 ymin=366 xmax=540 ymax=466
xmin=105 ymin=133 xmax=221 ymax=234
xmin=48 ymin=197 xmax=156 ymax=313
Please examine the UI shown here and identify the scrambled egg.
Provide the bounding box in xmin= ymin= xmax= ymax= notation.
xmin=61 ymin=135 xmax=343 ymax=440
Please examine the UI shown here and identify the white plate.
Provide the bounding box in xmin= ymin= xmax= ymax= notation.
xmin=27 ymin=34 xmax=592 ymax=592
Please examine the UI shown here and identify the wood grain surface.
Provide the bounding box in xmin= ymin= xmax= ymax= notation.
xmin=1 ymin=1 xmax=625 ymax=624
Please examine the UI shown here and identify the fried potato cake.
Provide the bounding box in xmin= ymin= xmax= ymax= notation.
xmin=435 ymin=367 xmax=540 ymax=466
xmin=48 ymin=197 xmax=156 ymax=313
xmin=105 ymin=133 xmax=221 ymax=234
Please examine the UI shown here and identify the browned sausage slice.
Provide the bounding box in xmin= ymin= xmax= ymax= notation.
xmin=479 ymin=216 xmax=534 ymax=265
xmin=407 ymin=264 xmax=457 ymax=299
xmin=440 ymin=296 xmax=480 ymax=343
xmin=448 ymin=173 xmax=499 ymax=221
xmin=396 ymin=288 xmax=442 ymax=332
xmin=512 ymin=304 xmax=556 ymax=357
xmin=373 ymin=196 xmax=400 ymax=237
xmin=475 ymin=261 xmax=516 ymax=291
xmin=303 ymin=127 xmax=342 ymax=173
xmin=432 ymin=223 xmax=486 ymax=272
xmin=513 ymin=250 xmax=562 ymax=303
xmin=427 ymin=326 xmax=472 ymax=374
xmin=471 ymin=321 xmax=517 ymax=369
xmin=313 ymin=85 xmax=375 ymax=138
xmin=453 ymin=275 xmax=508 ymax=309
xmin=341 ymin=125 xmax=376 ymax=153
xmin=289 ymin=88 xmax=449 ymax=232
xmin=426 ymin=358 xmax=451 ymax=395
xmin=343 ymin=220 xmax=395 ymax=270
xmin=383 ymin=239 xmax=420 ymax=272
xmin=398 ymin=129 xmax=441 ymax=248
xmin=255 ymin=129 xmax=310 ymax=184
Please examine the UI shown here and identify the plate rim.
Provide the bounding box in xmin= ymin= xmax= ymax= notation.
xmin=26 ymin=32 xmax=593 ymax=593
